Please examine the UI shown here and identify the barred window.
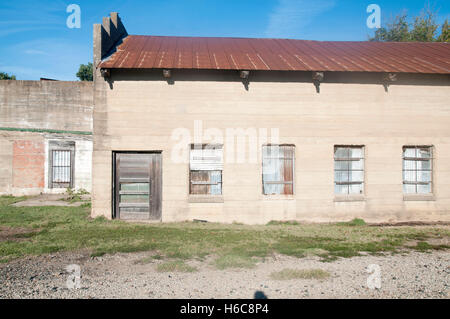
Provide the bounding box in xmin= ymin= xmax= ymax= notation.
xmin=189 ymin=144 xmax=223 ymax=195
xmin=262 ymin=145 xmax=295 ymax=195
xmin=334 ymin=146 xmax=364 ymax=195
xmin=402 ymin=146 xmax=433 ymax=194
xmin=52 ymin=150 xmax=72 ymax=184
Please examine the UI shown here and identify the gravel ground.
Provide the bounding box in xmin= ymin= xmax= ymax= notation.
xmin=0 ymin=250 xmax=448 ymax=299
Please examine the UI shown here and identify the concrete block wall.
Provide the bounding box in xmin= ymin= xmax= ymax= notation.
xmin=0 ymin=80 xmax=93 ymax=132
xmin=0 ymin=79 xmax=94 ymax=196
xmin=91 ymin=70 xmax=450 ymax=224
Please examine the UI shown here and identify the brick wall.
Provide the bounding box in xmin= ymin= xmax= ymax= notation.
xmin=12 ymin=140 xmax=45 ymax=188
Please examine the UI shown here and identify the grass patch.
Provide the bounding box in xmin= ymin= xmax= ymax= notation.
xmin=213 ymin=254 xmax=257 ymax=269
xmin=266 ymin=220 xmax=299 ymax=226
xmin=0 ymin=196 xmax=449 ymax=264
xmin=412 ymin=241 xmax=450 ymax=252
xmin=0 ymin=195 xmax=28 ymax=206
xmin=337 ymin=218 xmax=366 ymax=226
xmin=270 ymin=268 xmax=330 ymax=280
xmin=156 ymin=260 xmax=197 ymax=272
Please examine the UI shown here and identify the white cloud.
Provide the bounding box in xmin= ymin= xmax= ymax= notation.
xmin=24 ymin=49 xmax=49 ymax=56
xmin=265 ymin=0 xmax=336 ymax=38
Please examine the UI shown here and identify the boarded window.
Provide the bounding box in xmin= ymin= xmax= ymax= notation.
xmin=334 ymin=146 xmax=364 ymax=195
xmin=262 ymin=145 xmax=295 ymax=195
xmin=402 ymin=146 xmax=433 ymax=194
xmin=189 ymin=144 xmax=223 ymax=195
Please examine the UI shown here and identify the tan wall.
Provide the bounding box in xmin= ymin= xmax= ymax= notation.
xmin=0 ymin=80 xmax=93 ymax=132
xmin=92 ymin=70 xmax=450 ymax=224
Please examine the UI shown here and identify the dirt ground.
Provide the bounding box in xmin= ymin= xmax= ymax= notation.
xmin=0 ymin=250 xmax=448 ymax=299
xmin=12 ymin=194 xmax=89 ymax=207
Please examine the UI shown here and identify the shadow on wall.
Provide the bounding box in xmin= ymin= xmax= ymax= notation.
xmin=101 ymin=68 xmax=449 ymax=92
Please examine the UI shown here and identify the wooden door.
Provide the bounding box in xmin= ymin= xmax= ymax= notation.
xmin=114 ymin=153 xmax=162 ymax=220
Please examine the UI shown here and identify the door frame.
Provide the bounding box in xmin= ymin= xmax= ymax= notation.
xmin=48 ymin=140 xmax=75 ymax=189
xmin=112 ymin=151 xmax=162 ymax=220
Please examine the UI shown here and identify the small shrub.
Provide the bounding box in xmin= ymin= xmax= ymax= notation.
xmin=63 ymin=188 xmax=90 ymax=204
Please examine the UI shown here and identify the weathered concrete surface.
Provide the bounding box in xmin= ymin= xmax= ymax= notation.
xmin=11 ymin=193 xmax=90 ymax=207
xmin=0 ymin=80 xmax=94 ymax=196
xmin=0 ymin=80 xmax=93 ymax=132
xmin=93 ymin=12 xmax=127 ymax=73
xmin=91 ymin=70 xmax=450 ymax=223
xmin=0 ymin=131 xmax=92 ymax=196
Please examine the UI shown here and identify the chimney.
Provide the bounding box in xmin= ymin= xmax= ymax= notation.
xmin=93 ymin=12 xmax=128 ymax=78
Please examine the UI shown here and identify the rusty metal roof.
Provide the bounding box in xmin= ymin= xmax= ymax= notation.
xmin=99 ymin=35 xmax=450 ymax=74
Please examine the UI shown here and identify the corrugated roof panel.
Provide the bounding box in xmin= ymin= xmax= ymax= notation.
xmin=207 ymin=38 xmax=229 ymax=69
xmin=193 ymin=37 xmax=212 ymax=69
xmin=252 ymin=39 xmax=287 ymax=70
xmin=99 ymin=35 xmax=450 ymax=74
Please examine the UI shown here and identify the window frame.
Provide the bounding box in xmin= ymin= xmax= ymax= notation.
xmin=261 ymin=144 xmax=295 ymax=196
xmin=189 ymin=144 xmax=223 ymax=196
xmin=402 ymin=145 xmax=433 ymax=195
xmin=333 ymin=145 xmax=365 ymax=196
xmin=48 ymin=140 xmax=75 ymax=189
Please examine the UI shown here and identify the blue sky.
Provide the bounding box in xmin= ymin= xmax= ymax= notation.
xmin=0 ymin=0 xmax=448 ymax=80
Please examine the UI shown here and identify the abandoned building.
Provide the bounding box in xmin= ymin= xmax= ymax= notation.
xmin=0 ymin=80 xmax=93 ymax=195
xmin=2 ymin=12 xmax=448 ymax=225
xmin=91 ymin=13 xmax=450 ymax=224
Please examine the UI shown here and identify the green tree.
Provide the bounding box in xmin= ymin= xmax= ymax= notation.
xmin=76 ymin=62 xmax=93 ymax=81
xmin=437 ymin=19 xmax=449 ymax=42
xmin=369 ymin=6 xmax=447 ymax=42
xmin=0 ymin=72 xmax=16 ymax=80
xmin=371 ymin=14 xmax=410 ymax=42
xmin=409 ymin=7 xmax=439 ymax=41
